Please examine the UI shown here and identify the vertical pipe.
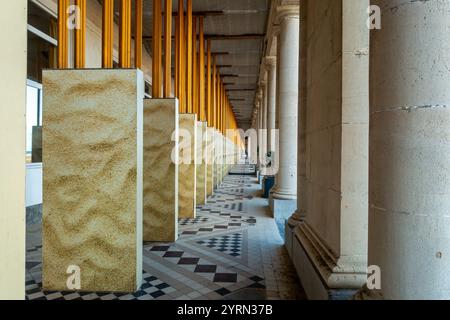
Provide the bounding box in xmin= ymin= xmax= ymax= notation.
xmin=163 ymin=0 xmax=173 ymax=97
xmin=57 ymin=0 xmax=69 ymax=69
xmin=206 ymin=40 xmax=212 ymax=125
xmin=119 ymin=0 xmax=132 ymax=68
xmin=135 ymin=0 xmax=143 ymax=69
xmin=186 ymin=0 xmax=193 ymax=113
xmin=102 ymin=0 xmax=114 ymax=68
xmin=199 ymin=17 xmax=205 ymax=122
xmin=152 ymin=0 xmax=162 ymax=97
xmin=192 ymin=17 xmax=198 ymax=115
xmin=74 ymin=0 xmax=86 ymax=68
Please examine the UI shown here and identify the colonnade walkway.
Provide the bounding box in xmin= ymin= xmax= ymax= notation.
xmin=25 ymin=165 xmax=305 ymax=300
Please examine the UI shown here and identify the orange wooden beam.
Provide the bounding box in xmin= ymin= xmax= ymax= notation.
xmin=102 ymin=0 xmax=114 ymax=68
xmin=74 ymin=0 xmax=86 ymax=68
xmin=177 ymin=0 xmax=185 ymax=112
xmin=152 ymin=0 xmax=162 ymax=97
xmin=119 ymin=0 xmax=132 ymax=68
xmin=163 ymin=0 xmax=172 ymax=97
xmin=199 ymin=17 xmax=205 ymax=122
xmin=186 ymin=0 xmax=193 ymax=113
xmin=206 ymin=40 xmax=212 ymax=125
xmin=192 ymin=16 xmax=198 ymax=115
xmin=57 ymin=0 xmax=69 ymax=69
xmin=135 ymin=0 xmax=143 ymax=69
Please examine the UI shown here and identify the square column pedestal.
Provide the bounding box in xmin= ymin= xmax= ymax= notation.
xmin=269 ymin=193 xmax=297 ymax=221
xmin=179 ymin=114 xmax=197 ymax=218
xmin=206 ymin=127 xmax=215 ymax=196
xmin=143 ymin=99 xmax=179 ymax=242
xmin=196 ymin=122 xmax=207 ymax=205
xmin=42 ymin=69 xmax=143 ymax=293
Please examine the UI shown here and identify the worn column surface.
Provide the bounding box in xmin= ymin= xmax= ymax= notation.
xmin=42 ymin=69 xmax=143 ymax=292
xmin=143 ymin=99 xmax=179 ymax=242
xmin=368 ymin=0 xmax=450 ymax=300
xmin=179 ymin=114 xmax=197 ymax=218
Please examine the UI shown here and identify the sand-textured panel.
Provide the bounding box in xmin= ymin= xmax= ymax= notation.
xmin=179 ymin=114 xmax=197 ymax=218
xmin=143 ymin=99 xmax=179 ymax=242
xmin=206 ymin=127 xmax=215 ymax=196
xmin=42 ymin=69 xmax=143 ymax=293
xmin=196 ymin=122 xmax=207 ymax=205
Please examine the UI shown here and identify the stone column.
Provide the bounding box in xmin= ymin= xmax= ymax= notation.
xmin=367 ymin=0 xmax=450 ymax=300
xmin=286 ymin=1 xmax=306 ymax=256
xmin=265 ymin=56 xmax=277 ymax=156
xmin=269 ymin=5 xmax=299 ymax=219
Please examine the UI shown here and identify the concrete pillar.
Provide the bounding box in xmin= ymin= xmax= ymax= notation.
xmin=0 ymin=0 xmax=27 ymax=300
xmin=269 ymin=5 xmax=299 ymax=219
xmin=265 ymin=57 xmax=277 ymax=155
xmin=366 ymin=0 xmax=450 ymax=300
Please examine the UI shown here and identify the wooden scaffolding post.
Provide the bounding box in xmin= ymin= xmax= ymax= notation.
xmin=186 ymin=0 xmax=193 ymax=113
xmin=74 ymin=0 xmax=86 ymax=68
xmin=152 ymin=0 xmax=162 ymax=97
xmin=57 ymin=0 xmax=69 ymax=69
xmin=199 ymin=17 xmax=205 ymax=122
xmin=135 ymin=0 xmax=143 ymax=69
xmin=206 ymin=40 xmax=212 ymax=125
xmin=119 ymin=0 xmax=132 ymax=68
xmin=192 ymin=16 xmax=198 ymax=115
xmin=164 ymin=0 xmax=173 ymax=97
xmin=102 ymin=0 xmax=114 ymax=68
xmin=177 ymin=0 xmax=185 ymax=112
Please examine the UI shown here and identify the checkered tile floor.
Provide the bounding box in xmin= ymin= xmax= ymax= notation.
xmin=25 ymin=164 xmax=306 ymax=300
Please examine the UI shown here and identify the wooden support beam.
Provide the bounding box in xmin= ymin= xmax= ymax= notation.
xmin=186 ymin=0 xmax=193 ymax=113
xmin=177 ymin=0 xmax=185 ymax=112
xmin=212 ymin=63 xmax=217 ymax=128
xmin=57 ymin=0 xmax=69 ymax=69
xmin=199 ymin=17 xmax=205 ymax=122
xmin=152 ymin=0 xmax=162 ymax=97
xmin=206 ymin=40 xmax=212 ymax=126
xmin=135 ymin=0 xmax=143 ymax=69
xmin=205 ymin=34 xmax=264 ymax=40
xmin=172 ymin=10 xmax=224 ymax=17
xmin=102 ymin=0 xmax=114 ymax=68
xmin=74 ymin=0 xmax=86 ymax=69
xmin=175 ymin=16 xmax=179 ymax=97
xmin=163 ymin=0 xmax=172 ymax=97
xmin=192 ymin=17 xmax=198 ymax=114
xmin=119 ymin=0 xmax=132 ymax=68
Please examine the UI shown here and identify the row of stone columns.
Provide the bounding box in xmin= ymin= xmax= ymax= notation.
xmin=278 ymin=0 xmax=450 ymax=300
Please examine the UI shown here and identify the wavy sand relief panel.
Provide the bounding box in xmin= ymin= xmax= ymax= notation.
xmin=196 ymin=122 xmax=207 ymax=205
xmin=206 ymin=127 xmax=215 ymax=196
xmin=179 ymin=114 xmax=197 ymax=218
xmin=143 ymin=99 xmax=178 ymax=242
xmin=42 ymin=69 xmax=143 ymax=293
xmin=214 ymin=130 xmax=223 ymax=187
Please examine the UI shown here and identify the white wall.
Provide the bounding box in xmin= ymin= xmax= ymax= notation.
xmin=0 ymin=0 xmax=27 ymax=300
xmin=26 ymin=164 xmax=43 ymax=207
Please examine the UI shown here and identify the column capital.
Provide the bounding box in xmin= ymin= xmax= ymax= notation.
xmin=276 ymin=5 xmax=300 ymax=23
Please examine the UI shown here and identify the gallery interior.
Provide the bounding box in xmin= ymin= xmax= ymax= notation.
xmin=1 ymin=0 xmax=449 ymax=301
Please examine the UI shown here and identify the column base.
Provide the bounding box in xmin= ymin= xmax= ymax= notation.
xmin=284 ymin=211 xmax=303 ymax=258
xmin=269 ymin=193 xmax=297 ymax=220
xmin=291 ymin=222 xmax=367 ymax=300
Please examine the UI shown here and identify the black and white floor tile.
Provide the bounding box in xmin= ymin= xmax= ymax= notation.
xmin=25 ymin=164 xmax=306 ymax=300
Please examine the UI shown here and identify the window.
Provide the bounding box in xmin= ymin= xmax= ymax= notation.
xmin=26 ymin=80 xmax=43 ymax=163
